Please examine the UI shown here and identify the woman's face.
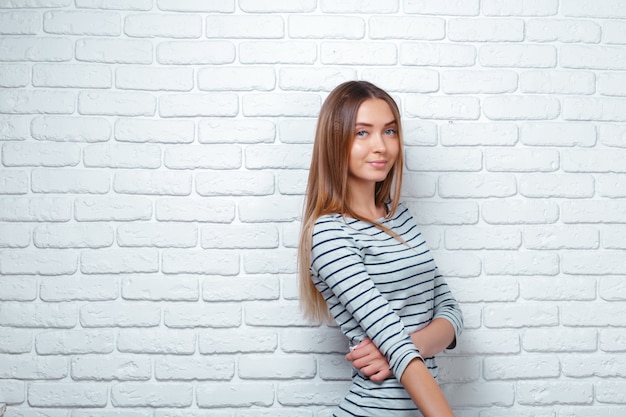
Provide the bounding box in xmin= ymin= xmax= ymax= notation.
xmin=347 ymin=98 xmax=400 ymax=190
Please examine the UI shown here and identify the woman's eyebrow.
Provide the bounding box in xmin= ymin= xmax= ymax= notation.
xmin=354 ymin=120 xmax=397 ymax=127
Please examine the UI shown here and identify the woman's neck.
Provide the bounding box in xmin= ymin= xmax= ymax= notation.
xmin=347 ymin=184 xmax=385 ymax=221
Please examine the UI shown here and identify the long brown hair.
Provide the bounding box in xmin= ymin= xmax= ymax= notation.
xmin=298 ymin=81 xmax=405 ymax=323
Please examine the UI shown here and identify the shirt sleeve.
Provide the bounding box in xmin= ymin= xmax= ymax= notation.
xmin=431 ymin=266 xmax=463 ymax=349
xmin=311 ymin=218 xmax=422 ymax=380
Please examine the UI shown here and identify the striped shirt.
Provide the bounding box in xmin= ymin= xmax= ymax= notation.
xmin=310 ymin=204 xmax=463 ymax=416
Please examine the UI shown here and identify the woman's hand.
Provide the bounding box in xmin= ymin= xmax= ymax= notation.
xmin=345 ymin=338 xmax=393 ymax=383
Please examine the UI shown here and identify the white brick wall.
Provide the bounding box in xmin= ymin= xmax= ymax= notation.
xmin=0 ymin=1 xmax=625 ymax=415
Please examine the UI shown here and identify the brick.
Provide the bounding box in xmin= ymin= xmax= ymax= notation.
xmin=520 ymin=70 xmax=595 ymax=95
xmin=201 ymin=224 xmax=278 ymax=249
xmin=163 ymin=303 xmax=242 ymax=328
xmin=84 ymin=143 xmax=160 ymax=168
xmin=0 ymin=170 xmax=28 ymax=194
xmin=80 ymin=301 xmax=160 ymax=327
xmin=0 ymin=197 xmax=71 ymax=222
xmin=76 ymin=38 xmax=152 ymax=64
xmin=3 ymin=142 xmax=79 ymax=167
xmin=0 ymin=11 xmax=40 ymax=34
xmin=278 ymin=170 xmax=308 ymax=195
xmin=0 ymin=355 xmax=67 ymax=379
xmin=242 ymin=93 xmax=320 ymax=117
xmin=526 ymin=19 xmax=601 ymax=43
xmin=76 ymin=0 xmax=152 ymax=10
xmin=524 ymin=226 xmax=599 ymax=250
xmin=33 ymin=63 xmax=110 ymax=89
xmin=603 ymin=21 xmax=626 ymax=44
xmin=486 ymin=148 xmax=559 ymax=172
xmin=78 ymin=91 xmax=156 ymax=117
xmin=115 ymin=118 xmax=194 ymax=144
xmin=400 ymin=43 xmax=476 ymax=67
xmin=161 ymin=250 xmax=239 ymax=275
xmin=519 ymin=173 xmax=594 ymax=198
xmin=483 ymin=96 xmax=560 ymax=120
xmin=278 ymin=118 xmax=316 ymax=144
xmin=518 ymin=381 xmax=593 ymax=405
xmin=198 ymin=67 xmax=275 ymax=91
xmin=562 ymin=0 xmax=626 ymax=18
xmin=318 ymin=354 xmax=352 ymax=381
xmin=74 ymin=196 xmax=152 ymax=221
xmin=31 ymin=169 xmax=111 ymax=194
xmin=564 ymin=97 xmax=626 ymax=121
xmin=0 ymin=37 xmax=72 ymax=62
xmin=520 ymin=122 xmax=595 ymax=146
xmin=40 ymin=275 xmax=118 ymax=301
xmin=443 ymin=382 xmax=515 ymax=407
xmin=199 ymin=328 xmax=277 ymax=354
xmin=81 ymin=249 xmax=158 ymax=274
xmin=404 ymin=0 xmax=479 ymax=16
xmin=124 ymin=13 xmax=201 ymax=38
xmin=0 ymin=277 xmax=36 ymax=301
xmin=157 ymin=40 xmax=235 ymax=65
xmin=402 ymin=173 xmax=438 ymax=197
xmin=563 ymin=149 xmax=626 ymax=172
xmin=430 ymin=251 xmax=481 ymax=277
xmin=0 ymin=250 xmax=77 ymax=275
xmin=44 ymin=10 xmax=120 ymax=35
xmin=441 ymin=123 xmax=517 ymax=147
xmin=117 ymin=223 xmax=196 ymax=248
xmin=601 ymin=329 xmax=626 ymax=352
xmin=405 ymin=148 xmax=482 ymax=172
xmin=439 ymin=173 xmax=516 ymax=198
xmin=72 ymin=355 xmax=151 ymax=381
xmin=597 ymin=380 xmax=626 ymax=404
xmin=449 ymin=18 xmax=523 ymax=41
xmin=0 ymin=328 xmax=32 ymax=353
xmin=29 ymin=383 xmax=107 ymax=407
xmin=34 ymin=223 xmax=114 ymax=249
xmin=0 ymin=115 xmax=30 ymax=140
xmin=32 ymin=116 xmax=111 ymax=142
xmin=0 ymin=63 xmax=29 ymax=87
xmin=238 ymin=196 xmax=303 ymax=222
xmin=155 ymin=198 xmax=234 ymax=223
xmin=598 ymin=73 xmax=626 ymax=97
xmin=288 ymin=15 xmax=364 ymax=39
xmin=0 ymin=380 xmax=24 ymax=404
xmin=196 ymin=171 xmax=273 ymax=196
xmin=0 ymin=90 xmax=75 ymax=114
xmin=157 ymin=0 xmax=235 ymax=12
xmin=116 ymin=66 xmax=193 ymax=91
xmin=523 ymin=328 xmax=597 ymax=352
xmin=449 ymin=277 xmax=518 ymax=303
xmin=199 ymin=119 xmax=275 ymax=144
xmin=243 ymin=249 xmax=298 ymax=274
xmin=562 ymin=250 xmax=626 ymax=275
xmin=562 ymin=201 xmax=626 ymax=223
xmin=197 ymin=382 xmax=274 ymax=407
xmin=156 ymin=356 xmax=234 ymax=381
xmin=482 ymin=0 xmax=558 ymax=16
xmin=484 ymin=355 xmax=560 ymax=380
xmin=484 ymin=304 xmax=558 ymax=328
xmin=603 ymin=224 xmax=626 ymax=248
xmin=370 ymin=16 xmax=444 ymax=40
xmin=160 ymin=93 xmax=238 ymax=117
xmin=246 ymin=145 xmax=311 ymax=169
xmin=562 ymin=354 xmax=626 ymax=378
xmin=117 ymin=329 xmax=195 ymax=354
xmin=320 ymin=41 xmax=396 ymax=65
xmin=239 ymin=41 xmax=316 ymax=64
xmin=0 ymin=0 xmax=71 ymax=6
xmin=405 ymin=201 xmax=479 ymax=225
xmin=122 ymin=276 xmax=198 ymax=301
xmin=406 ymin=95 xmax=480 ymax=120
xmin=206 ymin=15 xmax=283 ymax=38
xmin=245 ymin=302 xmax=307 ymax=327
xmin=202 ymin=275 xmax=279 ymax=302
xmin=561 ymin=45 xmax=626 ymax=70
xmin=0 ymin=223 xmax=30 ymax=247
xmin=520 ymin=276 xmax=596 ymax=301
xmin=280 ymin=67 xmax=356 ymax=92
xmin=111 ymin=383 xmax=193 ymax=407
xmin=281 ymin=328 xmax=347 ymax=354
xmin=239 ymin=354 xmax=316 ymax=380
xmin=361 ymin=68 xmax=438 ymax=93
xmin=482 ymin=200 xmax=558 ymax=224
xmin=113 ymin=171 xmax=192 ymax=196
xmin=0 ymin=302 xmax=76 ymax=328
xmin=480 ymin=44 xmax=556 ymax=68
xmin=442 ymin=70 xmax=517 ymax=94
xmin=445 ymin=227 xmax=521 ymax=250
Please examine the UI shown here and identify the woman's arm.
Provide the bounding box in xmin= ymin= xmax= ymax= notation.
xmin=346 ymin=318 xmax=456 ymax=382
xmin=401 ymin=358 xmax=455 ymax=417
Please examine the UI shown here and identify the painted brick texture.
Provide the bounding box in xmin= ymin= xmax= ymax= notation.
xmin=0 ymin=1 xmax=625 ymax=416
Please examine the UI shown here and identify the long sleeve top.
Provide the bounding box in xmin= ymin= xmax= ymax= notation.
xmin=310 ymin=204 xmax=463 ymax=416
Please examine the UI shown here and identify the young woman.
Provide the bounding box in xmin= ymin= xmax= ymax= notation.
xmin=298 ymin=81 xmax=463 ymax=417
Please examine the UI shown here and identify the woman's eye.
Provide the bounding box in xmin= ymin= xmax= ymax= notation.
xmin=385 ymin=128 xmax=397 ymax=135
xmin=356 ymin=130 xmax=368 ymax=137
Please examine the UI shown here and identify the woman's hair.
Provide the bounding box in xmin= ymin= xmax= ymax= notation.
xmin=298 ymin=80 xmax=405 ymax=323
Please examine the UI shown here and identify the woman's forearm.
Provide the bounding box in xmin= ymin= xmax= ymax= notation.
xmin=400 ymin=358 xmax=455 ymax=417
xmin=411 ymin=318 xmax=456 ymax=358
